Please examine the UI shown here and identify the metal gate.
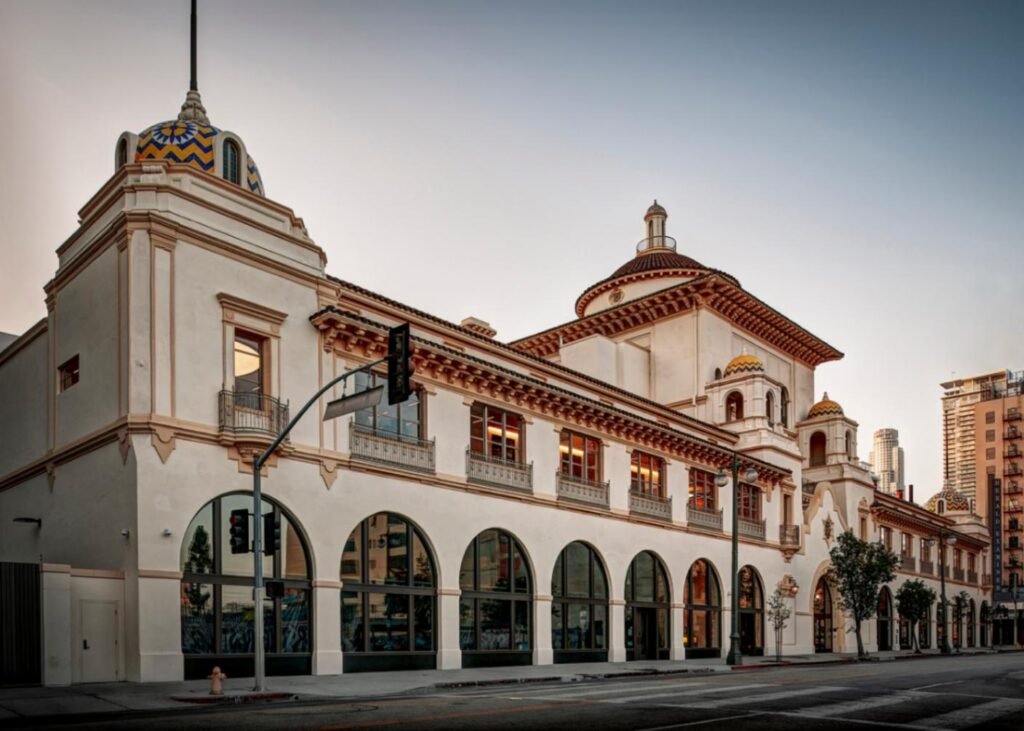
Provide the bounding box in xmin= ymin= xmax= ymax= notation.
xmin=0 ymin=562 xmax=41 ymax=686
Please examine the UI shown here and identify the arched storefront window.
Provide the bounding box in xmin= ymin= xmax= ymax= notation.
xmin=180 ymin=493 xmax=311 ymax=679
xmin=813 ymin=577 xmax=833 ymax=653
xmin=340 ymin=513 xmax=437 ymax=671
xmin=877 ymin=587 xmax=893 ymax=651
xmin=459 ymin=529 xmax=532 ymax=667
xmin=968 ymin=599 xmax=976 ymax=648
xmin=685 ymin=559 xmax=721 ymax=659
xmin=551 ymin=542 xmax=608 ymax=663
xmin=625 ymin=551 xmax=670 ymax=661
xmin=738 ymin=566 xmax=763 ymax=656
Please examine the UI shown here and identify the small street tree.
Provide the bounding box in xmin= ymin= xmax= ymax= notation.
xmin=767 ymin=588 xmax=792 ymax=663
xmin=895 ymin=579 xmax=937 ymax=653
xmin=827 ymin=530 xmax=900 ymax=658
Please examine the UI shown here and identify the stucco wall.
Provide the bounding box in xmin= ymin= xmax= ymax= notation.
xmin=0 ymin=332 xmax=49 ymax=475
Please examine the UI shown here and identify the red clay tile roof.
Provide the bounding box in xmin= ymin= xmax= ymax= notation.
xmin=611 ymin=250 xmax=707 ymax=279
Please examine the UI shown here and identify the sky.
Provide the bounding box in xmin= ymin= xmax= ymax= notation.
xmin=1 ymin=0 xmax=1022 ymax=504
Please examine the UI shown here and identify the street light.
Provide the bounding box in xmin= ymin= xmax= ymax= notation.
xmin=927 ymin=529 xmax=957 ymax=654
xmin=716 ymin=454 xmax=759 ymax=666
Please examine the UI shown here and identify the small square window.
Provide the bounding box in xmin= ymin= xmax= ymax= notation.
xmin=986 ymin=430 xmax=996 ymax=442
xmin=58 ymin=355 xmax=79 ymax=392
xmin=986 ymin=411 xmax=996 ymax=424
xmin=986 ymin=448 xmax=996 ymax=460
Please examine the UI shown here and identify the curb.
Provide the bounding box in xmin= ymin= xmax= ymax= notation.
xmin=170 ymin=691 xmax=297 ymax=705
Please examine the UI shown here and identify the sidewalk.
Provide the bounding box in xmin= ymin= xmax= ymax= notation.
xmin=0 ymin=649 xmax=996 ymax=723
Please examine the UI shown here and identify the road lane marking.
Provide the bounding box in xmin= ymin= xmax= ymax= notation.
xmin=672 ymin=685 xmax=850 ymax=709
xmin=914 ymin=697 xmax=1024 ymax=729
xmin=318 ymin=699 xmax=589 ymax=730
xmin=605 ymin=683 xmax=772 ymax=704
xmin=795 ymin=690 xmax=931 ymax=717
xmin=637 ymin=711 xmax=765 ymax=730
xmin=443 ymin=677 xmax=707 ymax=698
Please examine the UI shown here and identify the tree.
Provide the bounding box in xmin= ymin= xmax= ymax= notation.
xmin=827 ymin=530 xmax=899 ymax=658
xmin=183 ymin=525 xmax=213 ymax=609
xmin=767 ymin=588 xmax=792 ymax=663
xmin=895 ymin=579 xmax=937 ymax=653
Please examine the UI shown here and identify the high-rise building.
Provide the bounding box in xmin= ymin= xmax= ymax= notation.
xmin=869 ymin=428 xmax=905 ymax=497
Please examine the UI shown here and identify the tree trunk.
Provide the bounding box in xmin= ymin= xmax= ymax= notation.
xmin=912 ymin=620 xmax=920 ymax=653
xmin=855 ymin=620 xmax=865 ymax=658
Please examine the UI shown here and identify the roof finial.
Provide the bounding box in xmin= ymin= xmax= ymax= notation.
xmin=823 ymin=391 xmax=829 ymax=400
xmin=178 ymin=0 xmax=210 ymax=124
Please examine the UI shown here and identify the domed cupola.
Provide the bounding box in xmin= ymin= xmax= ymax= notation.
xmin=574 ymin=201 xmax=738 ymax=317
xmin=925 ymin=485 xmax=971 ymax=514
xmin=807 ymin=392 xmax=844 ymax=419
xmin=723 ymin=353 xmax=764 ymax=377
xmin=112 ymin=2 xmax=265 ymax=197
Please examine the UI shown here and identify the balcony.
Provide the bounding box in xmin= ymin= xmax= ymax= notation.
xmin=687 ymin=505 xmax=723 ymax=532
xmin=780 ymin=525 xmax=801 ymax=546
xmin=1007 ymin=483 xmax=1023 ymax=496
xmin=1008 ymin=502 xmax=1023 ymax=513
xmin=1008 ymin=522 xmax=1022 ymax=532
xmin=1007 ymin=428 xmax=1023 ymax=441
xmin=953 ymin=567 xmax=965 ymax=582
xmin=900 ymin=555 xmax=916 ymax=572
xmin=1006 ymin=448 xmax=1023 ymax=459
xmin=1007 ymin=410 xmax=1022 ymax=421
xmin=983 ymin=573 xmax=994 ymax=587
xmin=466 ymin=450 xmax=533 ymax=493
xmin=629 ymin=490 xmax=673 ymax=521
xmin=635 ymin=234 xmax=678 ymax=254
xmin=556 ymin=472 xmax=609 ymax=508
xmin=1007 ymin=466 xmax=1023 ymax=477
xmin=738 ymin=517 xmax=766 ymax=541
xmin=920 ymin=560 xmax=935 ymax=575
xmin=350 ymin=424 xmax=435 ymax=473
xmin=967 ymin=569 xmax=978 ymax=584
xmin=218 ymin=390 xmax=290 ymax=440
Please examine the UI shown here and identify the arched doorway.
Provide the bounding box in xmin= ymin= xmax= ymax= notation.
xmin=685 ymin=559 xmax=722 ymax=659
xmin=180 ymin=493 xmax=312 ymax=679
xmin=967 ymin=599 xmax=976 ymax=648
xmin=813 ymin=577 xmax=833 ymax=653
xmin=551 ymin=542 xmax=609 ymax=663
xmin=340 ymin=513 xmax=437 ymax=671
xmin=877 ymin=587 xmax=893 ymax=651
xmin=459 ymin=529 xmax=532 ymax=667
xmin=738 ymin=566 xmax=764 ymax=656
xmin=625 ymin=551 xmax=670 ymax=661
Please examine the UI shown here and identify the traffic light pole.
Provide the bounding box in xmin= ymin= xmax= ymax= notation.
xmin=250 ymin=355 xmax=387 ymax=691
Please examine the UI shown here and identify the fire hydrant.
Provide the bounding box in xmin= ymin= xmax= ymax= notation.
xmin=208 ymin=666 xmax=226 ymax=695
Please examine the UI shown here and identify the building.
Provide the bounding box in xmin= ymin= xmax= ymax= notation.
xmin=869 ymin=428 xmax=905 ymax=497
xmin=0 ymin=20 xmax=992 ymax=687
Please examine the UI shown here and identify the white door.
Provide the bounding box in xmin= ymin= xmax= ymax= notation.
xmin=80 ymin=600 xmax=119 ymax=682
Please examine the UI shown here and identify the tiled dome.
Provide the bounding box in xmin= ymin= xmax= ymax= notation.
xmin=723 ymin=353 xmax=764 ymax=377
xmin=925 ymin=487 xmax=971 ymax=514
xmin=807 ymin=392 xmax=844 ymax=418
xmin=610 ymin=250 xmax=707 ymax=279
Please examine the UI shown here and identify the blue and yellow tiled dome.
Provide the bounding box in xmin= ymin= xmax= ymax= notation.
xmin=807 ymin=392 xmax=844 ymax=419
xmin=723 ymin=353 xmax=764 ymax=377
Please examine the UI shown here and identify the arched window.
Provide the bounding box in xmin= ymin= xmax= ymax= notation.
xmin=685 ymin=559 xmax=722 ymax=658
xmin=809 ymin=431 xmax=827 ymax=467
xmin=738 ymin=566 xmax=764 ymax=656
xmin=780 ymin=387 xmax=790 ymax=428
xmin=937 ymin=500 xmax=945 ymax=515
xmin=813 ymin=577 xmax=833 ymax=652
xmin=765 ymin=391 xmax=775 ymax=426
xmin=180 ymin=493 xmax=311 ymax=679
xmin=714 ymin=367 xmax=723 ymax=381
xmin=877 ymin=587 xmax=893 ymax=651
xmin=223 ymin=139 xmax=241 ymax=185
xmin=459 ymin=529 xmax=532 ymax=667
xmin=845 ymin=430 xmax=854 ymax=460
xmin=725 ymin=392 xmax=744 ymax=422
xmin=625 ymin=551 xmax=670 ymax=661
xmin=551 ymin=542 xmax=608 ymax=663
xmin=116 ymin=138 xmax=128 ymax=168
xmin=340 ymin=513 xmax=436 ymax=671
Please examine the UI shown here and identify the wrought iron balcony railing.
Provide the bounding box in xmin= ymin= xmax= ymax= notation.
xmin=629 ymin=490 xmax=673 ymax=521
xmin=738 ymin=517 xmax=766 ymax=541
xmin=953 ymin=567 xmax=965 ymax=582
xmin=218 ymin=390 xmax=290 ymax=439
xmin=556 ymin=472 xmax=609 ymax=508
xmin=1007 ymin=428 xmax=1023 ymax=440
xmin=1007 ymin=410 xmax=1022 ymax=422
xmin=635 ymin=234 xmax=678 ymax=254
xmin=779 ymin=525 xmax=801 ymax=546
xmin=967 ymin=569 xmax=978 ymax=584
xmin=687 ymin=505 xmax=723 ymax=532
xmin=900 ymin=555 xmax=916 ymax=572
xmin=466 ymin=450 xmax=533 ymax=492
xmin=350 ymin=424 xmax=435 ymax=473
xmin=920 ymin=560 xmax=935 ymax=576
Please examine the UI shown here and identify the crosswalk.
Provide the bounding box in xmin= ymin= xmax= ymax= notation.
xmin=440 ymin=676 xmax=1024 ymax=729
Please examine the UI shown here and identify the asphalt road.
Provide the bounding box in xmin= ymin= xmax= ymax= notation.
xmin=22 ymin=653 xmax=1024 ymax=730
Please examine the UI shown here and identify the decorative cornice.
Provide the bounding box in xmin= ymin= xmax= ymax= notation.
xmin=870 ymin=494 xmax=989 ymax=551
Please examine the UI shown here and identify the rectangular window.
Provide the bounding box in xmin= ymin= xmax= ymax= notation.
xmin=986 ymin=430 xmax=996 ymax=442
xmin=901 ymin=532 xmax=913 ymax=557
xmin=470 ymin=403 xmax=522 ymax=464
xmin=880 ymin=526 xmax=893 ymax=551
xmin=968 ymin=553 xmax=976 ymax=572
xmin=233 ymin=331 xmax=266 ymax=406
xmin=986 ymin=411 xmax=996 ymax=424
xmin=920 ymin=538 xmax=931 ymax=562
xmin=954 ymin=549 xmax=962 ymax=570
xmin=630 ymin=451 xmax=665 ymax=497
xmin=559 ymin=430 xmax=601 ymax=482
xmin=737 ymin=483 xmax=761 ymax=521
xmin=860 ymin=517 xmax=867 ymax=540
xmin=58 ymin=355 xmax=80 ymax=392
xmin=986 ymin=447 xmax=996 ymax=460
xmin=688 ymin=468 xmax=717 ymax=511
xmin=353 ymin=370 xmax=422 ymax=439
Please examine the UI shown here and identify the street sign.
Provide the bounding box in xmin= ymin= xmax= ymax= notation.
xmin=388 ymin=323 xmax=412 ymax=405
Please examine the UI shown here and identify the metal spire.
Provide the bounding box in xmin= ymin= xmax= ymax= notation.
xmin=190 ymin=0 xmax=197 ymax=91
xmin=178 ymin=0 xmax=210 ymax=124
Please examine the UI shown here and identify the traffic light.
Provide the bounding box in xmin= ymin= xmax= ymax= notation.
xmin=387 ymin=323 xmax=411 ymax=405
xmin=263 ymin=511 xmax=281 ymax=556
xmin=229 ymin=508 xmax=249 ymax=554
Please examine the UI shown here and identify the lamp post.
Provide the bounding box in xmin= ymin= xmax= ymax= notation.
xmin=927 ymin=528 xmax=957 ymax=655
xmin=716 ymin=454 xmax=759 ymax=666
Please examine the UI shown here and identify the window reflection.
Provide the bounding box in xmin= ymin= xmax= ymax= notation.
xmin=551 ymin=542 xmax=608 ymax=659
xmin=460 ymin=529 xmax=533 ymax=660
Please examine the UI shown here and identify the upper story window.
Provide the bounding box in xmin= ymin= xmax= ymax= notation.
xmin=780 ymin=387 xmax=790 ymax=428
xmin=233 ymin=331 xmax=266 ymax=406
xmin=58 ymin=355 xmax=80 ymax=392
xmin=689 ymin=467 xmax=717 ymax=511
xmin=920 ymin=538 xmax=931 ymax=562
xmin=470 ymin=403 xmax=522 ymax=464
xmin=223 ymin=140 xmax=241 ymax=185
xmin=953 ymin=548 xmax=963 ymax=570
xmin=559 ymin=430 xmax=601 ymax=482
xmin=968 ymin=553 xmax=976 ymax=572
xmin=725 ymin=391 xmax=744 ymax=421
xmin=737 ymin=483 xmax=760 ymax=521
xmin=354 ymin=370 xmax=421 ymax=440
xmin=986 ymin=411 xmax=996 ymax=424
xmin=880 ymin=526 xmax=893 ymax=551
xmin=985 ymin=429 xmax=995 ymax=442
xmin=765 ymin=391 xmax=775 ymax=426
xmin=901 ymin=532 xmax=913 ymax=557
xmin=859 ymin=516 xmax=867 ymax=539
xmin=630 ymin=451 xmax=665 ymax=497
xmin=809 ymin=431 xmax=827 ymax=467
xmin=845 ymin=430 xmax=854 ymax=460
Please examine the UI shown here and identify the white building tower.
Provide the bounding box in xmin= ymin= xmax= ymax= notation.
xmin=869 ymin=428 xmax=905 ymax=496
